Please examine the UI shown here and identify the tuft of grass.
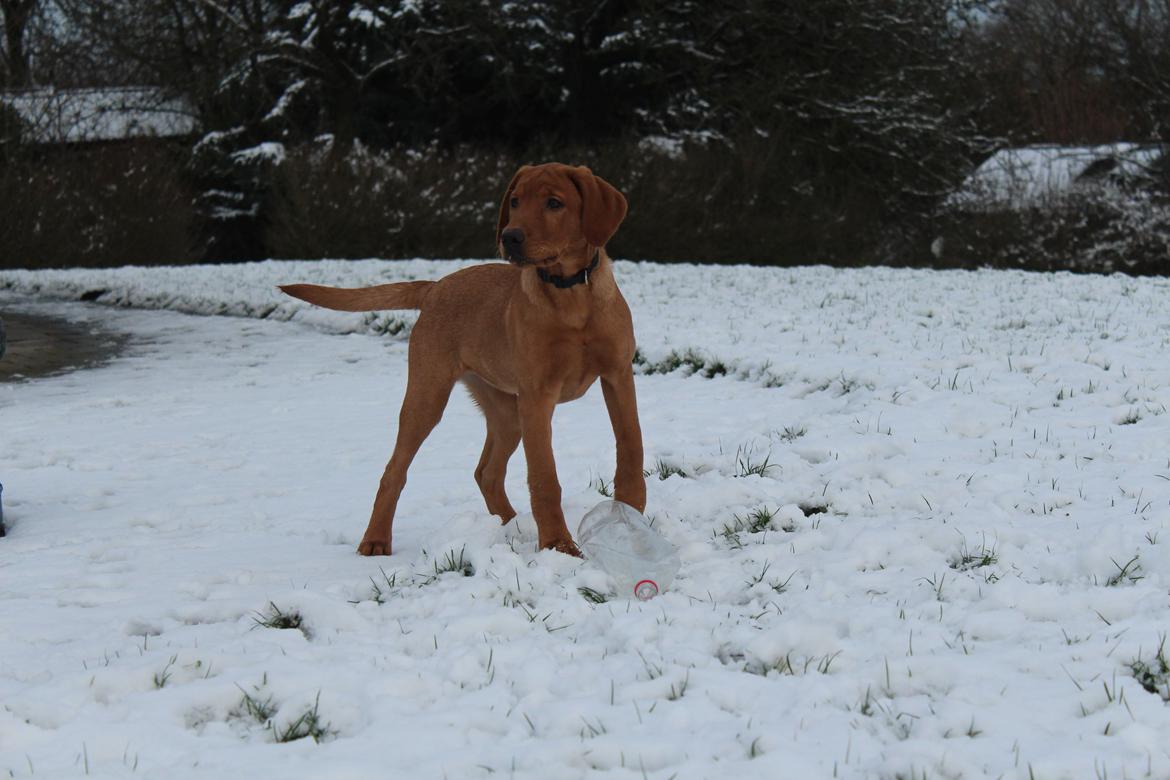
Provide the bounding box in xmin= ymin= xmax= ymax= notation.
xmin=578 ymin=716 xmax=607 ymax=739
xmin=1128 ymin=635 xmax=1170 ymax=701
xmin=718 ymin=506 xmax=778 ymax=546
xmin=734 ymin=446 xmax=777 ymax=478
xmin=253 ymin=602 xmax=305 ymax=633
xmin=1105 ymin=555 xmax=1144 ymax=587
xmin=769 ymin=570 xmax=796 ymax=595
xmin=577 ymin=586 xmax=609 ymax=604
xmin=645 ymin=459 xmax=688 ymax=481
xmin=152 ymin=655 xmax=178 ymax=689
xmin=634 ymin=348 xmax=730 ymax=378
xmin=370 ymin=568 xmax=399 ymax=603
xmin=1118 ymin=408 xmax=1142 ymax=425
xmin=744 ymin=506 xmax=776 ymax=533
xmin=921 ymin=572 xmax=947 ymax=601
xmin=431 ymin=545 xmax=474 ymax=579
xmin=270 ymin=692 xmax=334 ymax=744
xmin=234 ymin=676 xmax=277 ymax=726
xmin=717 ymin=525 xmax=745 ymax=549
xmin=742 ymin=561 xmax=796 ymax=595
xmin=745 ymin=561 xmax=773 ymax=588
xmin=745 ymin=650 xmax=841 ymax=677
xmin=590 ymin=475 xmax=613 ymax=497
xmin=637 ymin=651 xmax=664 ymax=681
xmin=951 ymin=536 xmax=999 ymax=571
xmin=718 ymin=507 xmax=803 ymax=547
xmin=351 ymin=567 xmax=401 ymax=605
xmin=836 ymin=374 xmax=860 ymax=395
xmin=858 ymin=686 xmax=877 ymax=717
xmin=361 ymin=313 xmax=411 ymax=337
xmin=761 ymin=372 xmax=786 ymax=389
xmin=704 ymin=359 xmax=729 ymax=377
xmin=778 ymin=425 xmax=807 ymax=443
xmin=815 ymin=651 xmax=842 ymax=675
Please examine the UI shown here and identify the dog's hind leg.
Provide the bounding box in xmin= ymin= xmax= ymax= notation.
xmin=357 ymin=346 xmax=458 ymax=556
xmin=463 ymin=374 xmax=521 ymax=523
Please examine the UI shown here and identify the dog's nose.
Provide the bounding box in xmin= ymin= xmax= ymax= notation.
xmin=501 ymin=228 xmax=525 ymax=258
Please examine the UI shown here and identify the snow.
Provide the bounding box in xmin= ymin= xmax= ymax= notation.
xmin=2 ymin=260 xmax=1170 ymax=779
xmin=231 ymin=142 xmax=287 ymax=166
xmin=0 ymin=88 xmax=196 ymax=145
xmin=348 ymin=7 xmax=384 ymax=28
xmin=638 ymin=135 xmax=686 ymax=160
xmin=263 ymin=80 xmax=309 ymax=124
xmin=949 ymin=143 xmax=1164 ymax=210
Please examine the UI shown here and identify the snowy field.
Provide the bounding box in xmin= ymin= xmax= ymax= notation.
xmin=2 ymin=259 xmax=1170 ymax=779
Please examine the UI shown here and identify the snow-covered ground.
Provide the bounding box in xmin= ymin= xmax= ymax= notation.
xmin=2 ymin=260 xmax=1169 ymax=779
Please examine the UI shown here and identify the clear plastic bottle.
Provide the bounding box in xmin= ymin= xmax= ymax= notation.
xmin=577 ymin=500 xmax=681 ymax=600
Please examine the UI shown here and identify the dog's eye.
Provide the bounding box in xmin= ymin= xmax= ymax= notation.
xmin=510 ymin=197 xmax=519 ymax=209
xmin=546 ymin=197 xmax=563 ymax=210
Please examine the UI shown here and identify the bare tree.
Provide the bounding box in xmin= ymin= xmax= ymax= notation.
xmin=1100 ymin=0 xmax=1170 ymax=139
xmin=1 ymin=0 xmax=36 ymax=87
xmin=46 ymin=0 xmax=274 ymax=115
xmin=973 ymin=0 xmax=1170 ymax=143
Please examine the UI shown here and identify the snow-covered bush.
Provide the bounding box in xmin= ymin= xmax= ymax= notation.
xmin=262 ymin=140 xmax=513 ymax=260
xmin=932 ymin=180 xmax=1170 ymax=275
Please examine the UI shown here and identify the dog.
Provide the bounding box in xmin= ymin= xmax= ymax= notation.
xmin=280 ymin=163 xmax=646 ymax=556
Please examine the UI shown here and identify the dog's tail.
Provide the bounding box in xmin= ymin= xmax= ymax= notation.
xmin=278 ymin=281 xmax=434 ymax=312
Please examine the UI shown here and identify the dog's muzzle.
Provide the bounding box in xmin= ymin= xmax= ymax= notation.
xmin=501 ymin=228 xmax=525 ymax=262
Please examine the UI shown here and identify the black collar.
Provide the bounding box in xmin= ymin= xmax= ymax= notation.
xmin=537 ymin=252 xmax=600 ymax=289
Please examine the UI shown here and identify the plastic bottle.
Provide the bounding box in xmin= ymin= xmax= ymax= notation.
xmin=577 ymin=500 xmax=681 ymax=600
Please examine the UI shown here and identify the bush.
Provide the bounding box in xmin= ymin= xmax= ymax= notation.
xmin=930 ymin=183 xmax=1170 ymax=275
xmin=264 ymin=141 xmax=512 ymax=260
xmin=0 ymin=143 xmax=197 ymax=269
xmin=6 ymin=136 xmax=1166 ymax=275
xmin=258 ymin=137 xmax=908 ymax=266
xmin=0 ymin=102 xmax=23 ymax=151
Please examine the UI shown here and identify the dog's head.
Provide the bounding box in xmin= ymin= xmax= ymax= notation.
xmin=496 ymin=163 xmax=627 ymax=267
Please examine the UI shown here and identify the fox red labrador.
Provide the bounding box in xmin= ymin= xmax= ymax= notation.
xmin=280 ymin=163 xmax=646 ymax=556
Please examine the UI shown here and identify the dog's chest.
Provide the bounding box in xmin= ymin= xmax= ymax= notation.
xmin=553 ymin=332 xmax=618 ymax=402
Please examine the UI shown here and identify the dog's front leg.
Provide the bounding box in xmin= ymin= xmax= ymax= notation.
xmin=518 ymin=391 xmax=579 ymax=555
xmin=601 ymin=368 xmax=647 ymax=513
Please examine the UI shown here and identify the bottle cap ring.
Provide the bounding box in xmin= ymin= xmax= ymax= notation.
xmin=633 ymin=579 xmax=659 ymax=600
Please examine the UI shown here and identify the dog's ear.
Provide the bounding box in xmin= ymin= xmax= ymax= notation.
xmin=568 ymin=166 xmax=628 ymax=248
xmin=496 ymin=166 xmax=529 ymax=248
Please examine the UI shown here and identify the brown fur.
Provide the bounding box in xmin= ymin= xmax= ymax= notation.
xmin=278 ymin=280 xmax=433 ymax=312
xmin=279 ymin=163 xmax=646 ymax=556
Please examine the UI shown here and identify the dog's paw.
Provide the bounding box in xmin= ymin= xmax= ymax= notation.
xmin=357 ymin=538 xmax=392 ymax=556
xmin=542 ymin=538 xmax=583 ymax=558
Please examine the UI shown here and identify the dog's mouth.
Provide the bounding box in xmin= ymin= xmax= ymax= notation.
xmin=507 ymin=253 xmax=558 ymax=267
